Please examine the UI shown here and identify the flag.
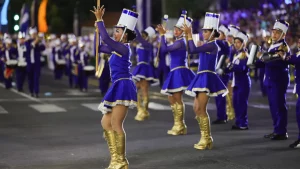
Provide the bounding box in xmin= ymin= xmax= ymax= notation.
xmin=30 ymin=0 xmax=38 ymax=27
xmin=38 ymin=0 xmax=48 ymax=32
xmin=0 ymin=0 xmax=10 ymax=25
xmin=136 ymin=0 xmax=151 ymax=31
xmin=19 ymin=4 xmax=30 ymax=33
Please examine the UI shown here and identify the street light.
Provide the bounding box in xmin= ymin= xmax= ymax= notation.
xmin=14 ymin=14 xmax=19 ymax=21
xmin=14 ymin=25 xmax=19 ymax=31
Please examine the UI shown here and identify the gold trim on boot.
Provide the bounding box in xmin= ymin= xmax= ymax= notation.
xmin=167 ymin=103 xmax=187 ymax=135
xmin=104 ymin=130 xmax=117 ymax=169
xmin=135 ymin=94 xmax=150 ymax=121
xmin=114 ymin=131 xmax=129 ymax=169
xmin=226 ymin=89 xmax=235 ymax=121
xmin=194 ymin=115 xmax=213 ymax=150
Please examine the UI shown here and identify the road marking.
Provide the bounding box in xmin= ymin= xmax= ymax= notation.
xmin=0 ymin=84 xmax=41 ymax=103
xmin=29 ymin=104 xmax=66 ymax=113
xmin=66 ymin=90 xmax=89 ymax=96
xmin=148 ymin=102 xmax=172 ymax=110
xmin=0 ymin=106 xmax=9 ymax=114
xmin=39 ymin=97 xmax=100 ymax=101
xmin=81 ymin=103 xmax=100 ymax=111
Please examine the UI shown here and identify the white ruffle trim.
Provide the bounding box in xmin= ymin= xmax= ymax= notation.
xmin=98 ymin=100 xmax=137 ymax=114
xmin=185 ymin=88 xmax=228 ymax=97
xmin=132 ymin=75 xmax=160 ymax=86
xmin=160 ymin=86 xmax=188 ymax=96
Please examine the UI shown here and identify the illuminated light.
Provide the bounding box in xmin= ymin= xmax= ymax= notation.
xmin=14 ymin=14 xmax=20 ymax=21
xmin=14 ymin=25 xmax=20 ymax=31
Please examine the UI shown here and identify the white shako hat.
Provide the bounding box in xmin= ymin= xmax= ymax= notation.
xmin=228 ymin=25 xmax=240 ymax=37
xmin=144 ymin=26 xmax=156 ymax=38
xmin=219 ymin=24 xmax=230 ymax=36
xmin=202 ymin=12 xmax=220 ymax=31
xmin=272 ymin=19 xmax=289 ymax=34
xmin=114 ymin=9 xmax=139 ymax=31
xmin=175 ymin=10 xmax=193 ymax=29
xmin=29 ymin=27 xmax=37 ymax=35
xmin=18 ymin=32 xmax=26 ymax=39
xmin=234 ymin=30 xmax=249 ymax=44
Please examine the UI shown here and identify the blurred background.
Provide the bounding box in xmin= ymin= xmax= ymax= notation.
xmin=1 ymin=0 xmax=299 ymax=36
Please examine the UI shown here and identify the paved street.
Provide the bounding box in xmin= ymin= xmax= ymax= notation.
xmin=0 ymin=69 xmax=299 ymax=169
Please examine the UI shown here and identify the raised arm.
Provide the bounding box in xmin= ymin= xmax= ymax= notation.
xmin=160 ymin=35 xmax=184 ymax=53
xmin=188 ymin=40 xmax=217 ymax=54
xmin=96 ymin=21 xmax=128 ymax=56
xmin=94 ymin=31 xmax=112 ymax=54
xmin=135 ymin=27 xmax=152 ymax=49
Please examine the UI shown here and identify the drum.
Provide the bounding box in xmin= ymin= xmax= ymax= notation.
xmin=56 ymin=60 xmax=66 ymax=70
xmin=6 ymin=60 xmax=18 ymax=69
xmin=84 ymin=65 xmax=95 ymax=76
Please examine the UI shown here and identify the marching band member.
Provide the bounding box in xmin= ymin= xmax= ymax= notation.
xmin=98 ymin=51 xmax=111 ymax=96
xmin=156 ymin=31 xmax=172 ymax=88
xmin=68 ymin=35 xmax=79 ymax=88
xmin=77 ymin=40 xmax=90 ymax=92
xmin=259 ymin=30 xmax=271 ymax=96
xmin=226 ymin=25 xmax=240 ymax=120
xmin=225 ymin=30 xmax=251 ymax=130
xmin=133 ymin=26 xmax=159 ymax=121
xmin=16 ymin=32 xmax=28 ymax=92
xmin=183 ymin=12 xmax=228 ymax=150
xmin=156 ymin=11 xmax=195 ymax=136
xmin=3 ymin=37 xmax=18 ymax=89
xmin=0 ymin=40 xmax=5 ymax=83
xmin=92 ymin=6 xmax=138 ymax=169
xmin=213 ymin=24 xmax=231 ymax=124
xmin=60 ymin=34 xmax=69 ymax=76
xmin=27 ymin=28 xmax=46 ymax=97
xmin=52 ymin=38 xmax=66 ymax=80
xmin=285 ymin=38 xmax=300 ymax=148
xmin=258 ymin=20 xmax=290 ymax=140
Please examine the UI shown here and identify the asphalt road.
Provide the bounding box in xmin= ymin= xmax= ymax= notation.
xmin=0 ymin=68 xmax=299 ymax=169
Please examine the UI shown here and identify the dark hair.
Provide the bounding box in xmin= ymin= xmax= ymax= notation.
xmin=122 ymin=28 xmax=136 ymax=42
xmin=234 ymin=37 xmax=244 ymax=43
xmin=205 ymin=29 xmax=220 ymax=38
xmin=141 ymin=31 xmax=148 ymax=37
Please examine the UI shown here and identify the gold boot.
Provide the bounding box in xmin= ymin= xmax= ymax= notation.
xmin=194 ymin=115 xmax=213 ymax=150
xmin=135 ymin=95 xmax=150 ymax=121
xmin=226 ymin=86 xmax=235 ymax=121
xmin=103 ymin=130 xmax=118 ymax=169
xmin=167 ymin=103 xmax=187 ymax=135
xmin=114 ymin=131 xmax=129 ymax=169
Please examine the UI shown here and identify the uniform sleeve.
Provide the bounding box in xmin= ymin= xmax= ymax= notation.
xmin=97 ymin=21 xmax=128 ymax=56
xmin=160 ymin=35 xmax=184 ymax=53
xmin=188 ymin=40 xmax=217 ymax=54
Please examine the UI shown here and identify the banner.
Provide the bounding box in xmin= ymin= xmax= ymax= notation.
xmin=20 ymin=4 xmax=30 ymax=33
xmin=38 ymin=0 xmax=48 ymax=32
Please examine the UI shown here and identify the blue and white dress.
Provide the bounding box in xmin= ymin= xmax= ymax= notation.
xmin=185 ymin=39 xmax=228 ymax=97
xmin=160 ymin=35 xmax=195 ymax=95
xmin=96 ymin=21 xmax=137 ymax=114
xmin=132 ymin=28 xmax=159 ymax=86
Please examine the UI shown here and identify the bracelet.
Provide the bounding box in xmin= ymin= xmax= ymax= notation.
xmin=95 ymin=19 xmax=103 ymax=22
xmin=187 ymin=37 xmax=193 ymax=41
